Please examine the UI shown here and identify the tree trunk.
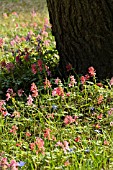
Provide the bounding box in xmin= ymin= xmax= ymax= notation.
xmin=46 ymin=0 xmax=113 ymax=79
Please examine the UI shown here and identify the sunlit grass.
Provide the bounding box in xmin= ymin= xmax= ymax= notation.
xmin=0 ymin=0 xmax=48 ymax=37
xmin=0 ymin=0 xmax=48 ymax=15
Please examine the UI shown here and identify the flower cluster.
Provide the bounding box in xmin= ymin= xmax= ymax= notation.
xmin=0 ymin=157 xmax=25 ymax=170
xmin=68 ymin=75 xmax=76 ymax=87
xmin=30 ymin=137 xmax=45 ymax=155
xmin=30 ymin=82 xmax=38 ymax=97
xmin=55 ymin=140 xmax=70 ymax=153
xmin=64 ymin=115 xmax=78 ymax=125
xmin=52 ymin=86 xmax=64 ymax=97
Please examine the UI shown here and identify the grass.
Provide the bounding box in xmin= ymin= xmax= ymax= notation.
xmin=0 ymin=1 xmax=113 ymax=170
xmin=0 ymin=0 xmax=48 ymax=39
xmin=0 ymin=0 xmax=48 ymax=14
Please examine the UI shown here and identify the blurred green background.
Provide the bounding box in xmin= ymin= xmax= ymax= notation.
xmin=0 ymin=0 xmax=48 ymax=16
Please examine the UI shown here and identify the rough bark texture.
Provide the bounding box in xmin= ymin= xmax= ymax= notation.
xmin=46 ymin=0 xmax=113 ymax=79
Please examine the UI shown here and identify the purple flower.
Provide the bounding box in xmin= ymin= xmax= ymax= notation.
xmin=89 ymin=107 xmax=95 ymax=112
xmin=68 ymin=148 xmax=74 ymax=153
xmin=17 ymin=161 xmax=25 ymax=167
xmin=84 ymin=148 xmax=90 ymax=153
xmin=52 ymin=105 xmax=57 ymax=110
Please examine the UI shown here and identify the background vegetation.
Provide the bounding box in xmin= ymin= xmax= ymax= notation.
xmin=0 ymin=1 xmax=113 ymax=170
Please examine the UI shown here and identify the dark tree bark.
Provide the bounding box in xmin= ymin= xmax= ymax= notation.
xmin=46 ymin=0 xmax=113 ymax=79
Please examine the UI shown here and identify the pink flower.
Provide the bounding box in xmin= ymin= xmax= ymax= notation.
xmin=41 ymin=31 xmax=48 ymax=37
xmin=26 ymin=30 xmax=34 ymax=41
xmin=30 ymin=82 xmax=38 ymax=97
xmin=11 ymin=111 xmax=20 ymax=118
xmin=75 ymin=136 xmax=81 ymax=142
xmin=35 ymin=137 xmax=45 ymax=154
xmin=97 ymin=114 xmax=103 ymax=119
xmin=9 ymin=159 xmax=18 ymax=168
xmin=15 ymin=23 xmax=19 ymax=28
xmin=37 ymin=59 xmax=43 ymax=72
xmin=64 ymin=160 xmax=70 ymax=166
xmin=104 ymin=140 xmax=109 ymax=146
xmin=32 ymin=22 xmax=38 ymax=28
xmin=66 ymin=92 xmax=71 ymax=97
xmin=108 ymin=108 xmax=113 ymax=115
xmin=43 ymin=40 xmax=50 ymax=47
xmin=52 ymin=87 xmax=64 ymax=97
xmin=110 ymin=122 xmax=113 ymax=126
xmin=26 ymin=131 xmax=31 ymax=137
xmin=21 ymin=36 xmax=26 ymax=41
xmin=55 ymin=141 xmax=64 ymax=147
xmin=2 ymin=111 xmax=9 ymax=117
xmin=0 ymin=38 xmax=3 ymax=47
xmin=43 ymin=128 xmax=51 ymax=140
xmin=88 ymin=66 xmax=96 ymax=77
xmin=0 ymin=157 xmax=9 ymax=168
xmin=0 ymin=103 xmax=9 ymax=117
xmin=16 ymin=55 xmax=21 ymax=63
xmin=68 ymin=75 xmax=76 ymax=87
xmin=44 ymin=78 xmax=52 ymax=89
xmin=55 ymin=77 xmax=61 ymax=85
xmin=7 ymin=88 xmax=14 ymax=94
xmin=12 ymin=12 xmax=18 ymax=16
xmin=45 ymin=65 xmax=51 ymax=76
xmin=37 ymin=34 xmax=42 ymax=40
xmin=96 ymin=83 xmax=103 ymax=87
xmin=6 ymin=88 xmax=16 ymax=100
xmin=55 ymin=141 xmax=70 ymax=153
xmin=52 ymin=88 xmax=57 ymax=96
xmin=80 ymin=76 xmax=86 ymax=84
xmin=10 ymin=40 xmax=16 ymax=46
xmin=52 ymin=135 xmax=56 ymax=141
xmin=85 ymin=74 xmax=90 ymax=80
xmin=30 ymin=143 xmax=35 ymax=150
xmin=18 ymin=89 xmax=24 ymax=97
xmin=44 ymin=18 xmax=49 ymax=24
xmin=31 ymin=63 xmax=37 ymax=74
xmin=6 ymin=93 xmax=11 ymax=101
xmin=21 ymin=22 xmax=28 ymax=28
xmin=66 ymin=63 xmax=72 ymax=72
xmin=110 ymin=77 xmax=113 ymax=86
xmin=27 ymin=95 xmax=33 ymax=105
xmin=64 ymin=115 xmax=75 ymax=125
xmin=15 ymin=35 xmax=20 ymax=43
xmin=63 ymin=141 xmax=69 ymax=150
xmin=97 ymin=95 xmax=103 ymax=104
xmin=0 ymin=100 xmax=6 ymax=106
xmin=6 ymin=62 xmax=15 ymax=72
xmin=16 ymin=143 xmax=22 ymax=147
xmin=24 ymin=53 xmax=29 ymax=62
xmin=47 ymin=113 xmax=54 ymax=119
xmin=35 ymin=137 xmax=44 ymax=148
xmin=10 ymin=125 xmax=18 ymax=135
